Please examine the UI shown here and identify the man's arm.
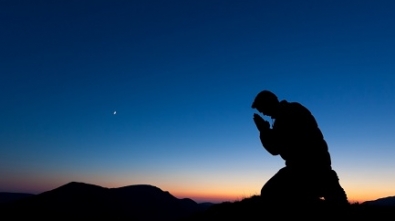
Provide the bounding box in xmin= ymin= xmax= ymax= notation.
xmin=253 ymin=114 xmax=280 ymax=155
xmin=259 ymin=129 xmax=280 ymax=156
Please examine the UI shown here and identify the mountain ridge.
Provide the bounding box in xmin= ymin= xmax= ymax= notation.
xmin=362 ymin=195 xmax=395 ymax=207
xmin=2 ymin=182 xmax=393 ymax=205
xmin=0 ymin=181 xmax=211 ymax=220
xmin=2 ymin=182 xmax=394 ymax=220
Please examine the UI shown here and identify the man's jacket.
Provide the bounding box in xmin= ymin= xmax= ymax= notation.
xmin=260 ymin=100 xmax=332 ymax=170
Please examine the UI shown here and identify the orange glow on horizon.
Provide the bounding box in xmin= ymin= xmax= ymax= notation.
xmin=173 ymin=192 xmax=249 ymax=203
xmin=174 ymin=194 xmax=369 ymax=204
xmin=4 ymin=175 xmax=390 ymax=205
xmin=170 ymin=188 xmax=375 ymax=204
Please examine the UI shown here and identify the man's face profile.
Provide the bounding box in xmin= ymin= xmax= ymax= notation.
xmin=256 ymin=104 xmax=272 ymax=117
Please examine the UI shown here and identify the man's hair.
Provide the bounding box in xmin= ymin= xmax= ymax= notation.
xmin=251 ymin=90 xmax=278 ymax=109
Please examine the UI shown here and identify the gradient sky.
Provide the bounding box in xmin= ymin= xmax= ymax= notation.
xmin=1 ymin=0 xmax=395 ymax=203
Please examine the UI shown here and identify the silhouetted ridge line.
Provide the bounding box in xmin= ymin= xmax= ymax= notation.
xmin=363 ymin=195 xmax=395 ymax=207
xmin=1 ymin=181 xmax=208 ymax=220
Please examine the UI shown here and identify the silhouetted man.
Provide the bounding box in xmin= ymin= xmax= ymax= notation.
xmin=252 ymin=90 xmax=348 ymax=206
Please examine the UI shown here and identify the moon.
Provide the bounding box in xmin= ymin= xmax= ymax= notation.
xmin=113 ymin=111 xmax=117 ymax=115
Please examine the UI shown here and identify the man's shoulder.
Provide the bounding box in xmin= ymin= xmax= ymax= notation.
xmin=280 ymin=100 xmax=311 ymax=116
xmin=280 ymin=100 xmax=305 ymax=110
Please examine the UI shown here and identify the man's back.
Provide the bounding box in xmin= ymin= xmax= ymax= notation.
xmin=273 ymin=100 xmax=331 ymax=169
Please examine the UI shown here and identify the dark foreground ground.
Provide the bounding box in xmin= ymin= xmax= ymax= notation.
xmin=180 ymin=195 xmax=395 ymax=220
xmin=1 ymin=192 xmax=394 ymax=220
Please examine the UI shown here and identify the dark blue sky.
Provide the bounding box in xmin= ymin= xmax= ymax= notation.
xmin=1 ymin=0 xmax=395 ymax=202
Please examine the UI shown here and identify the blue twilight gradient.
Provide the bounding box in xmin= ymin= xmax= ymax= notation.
xmin=1 ymin=1 xmax=395 ymax=202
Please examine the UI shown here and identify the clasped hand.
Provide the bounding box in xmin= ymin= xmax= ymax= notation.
xmin=253 ymin=113 xmax=270 ymax=132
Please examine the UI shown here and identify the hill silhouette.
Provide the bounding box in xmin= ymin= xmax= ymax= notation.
xmin=363 ymin=196 xmax=395 ymax=207
xmin=0 ymin=182 xmax=208 ymax=220
xmin=0 ymin=192 xmax=35 ymax=204
xmin=2 ymin=182 xmax=394 ymax=220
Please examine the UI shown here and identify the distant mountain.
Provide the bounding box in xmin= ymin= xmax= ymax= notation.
xmin=363 ymin=196 xmax=395 ymax=207
xmin=1 ymin=182 xmax=210 ymax=220
xmin=0 ymin=192 xmax=35 ymax=204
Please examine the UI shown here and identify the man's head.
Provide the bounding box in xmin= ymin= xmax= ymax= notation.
xmin=251 ymin=90 xmax=280 ymax=118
